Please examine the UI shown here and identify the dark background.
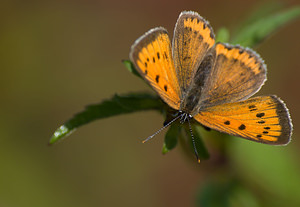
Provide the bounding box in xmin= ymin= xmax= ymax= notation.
xmin=1 ymin=0 xmax=299 ymax=206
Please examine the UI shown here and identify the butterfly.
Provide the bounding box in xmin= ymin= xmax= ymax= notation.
xmin=129 ymin=11 xmax=292 ymax=162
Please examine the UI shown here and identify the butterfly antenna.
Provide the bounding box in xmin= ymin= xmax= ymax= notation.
xmin=142 ymin=115 xmax=180 ymax=143
xmin=187 ymin=118 xmax=200 ymax=163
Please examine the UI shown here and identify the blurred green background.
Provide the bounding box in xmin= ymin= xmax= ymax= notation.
xmin=1 ymin=0 xmax=299 ymax=206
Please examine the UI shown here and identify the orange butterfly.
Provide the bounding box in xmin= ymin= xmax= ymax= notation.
xmin=129 ymin=11 xmax=292 ymax=162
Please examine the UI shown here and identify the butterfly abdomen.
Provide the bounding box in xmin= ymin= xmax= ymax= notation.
xmin=180 ymin=49 xmax=216 ymax=115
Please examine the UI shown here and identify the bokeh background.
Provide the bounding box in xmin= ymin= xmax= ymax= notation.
xmin=1 ymin=0 xmax=299 ymax=206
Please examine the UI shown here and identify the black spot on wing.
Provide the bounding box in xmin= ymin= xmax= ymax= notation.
xmin=249 ymin=105 xmax=257 ymax=111
xmin=256 ymin=113 xmax=265 ymax=118
xmin=164 ymin=85 xmax=167 ymax=92
xmin=157 ymin=52 xmax=160 ymax=59
xmin=183 ymin=56 xmax=191 ymax=61
xmin=163 ymin=52 xmax=168 ymax=60
xmin=155 ymin=75 xmax=160 ymax=83
xmin=238 ymin=124 xmax=246 ymax=130
xmin=224 ymin=121 xmax=230 ymax=125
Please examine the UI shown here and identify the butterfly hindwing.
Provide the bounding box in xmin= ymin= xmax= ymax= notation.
xmin=194 ymin=95 xmax=292 ymax=145
xmin=130 ymin=27 xmax=181 ymax=110
xmin=198 ymin=43 xmax=266 ymax=109
xmin=172 ymin=11 xmax=215 ymax=94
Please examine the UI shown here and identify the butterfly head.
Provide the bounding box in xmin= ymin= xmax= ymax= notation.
xmin=178 ymin=111 xmax=193 ymax=124
xmin=143 ymin=110 xmax=200 ymax=162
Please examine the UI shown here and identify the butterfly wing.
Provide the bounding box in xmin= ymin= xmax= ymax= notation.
xmin=172 ymin=11 xmax=215 ymax=94
xmin=130 ymin=27 xmax=181 ymax=110
xmin=194 ymin=95 xmax=292 ymax=145
xmin=198 ymin=43 xmax=266 ymax=110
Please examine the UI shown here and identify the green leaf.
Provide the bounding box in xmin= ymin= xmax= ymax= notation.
xmin=196 ymin=178 xmax=260 ymax=207
xmin=49 ymin=92 xmax=162 ymax=145
xmin=196 ymin=179 xmax=235 ymax=207
xmin=162 ymin=122 xmax=180 ymax=154
xmin=231 ymin=6 xmax=300 ymax=47
xmin=236 ymin=1 xmax=284 ymax=31
xmin=229 ymin=139 xmax=300 ymax=206
xmin=216 ymin=27 xmax=230 ymax=43
xmin=122 ymin=60 xmax=142 ymax=78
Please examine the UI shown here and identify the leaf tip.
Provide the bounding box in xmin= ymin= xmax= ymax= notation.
xmin=122 ymin=59 xmax=142 ymax=78
xmin=49 ymin=125 xmax=74 ymax=145
xmin=162 ymin=143 xmax=169 ymax=154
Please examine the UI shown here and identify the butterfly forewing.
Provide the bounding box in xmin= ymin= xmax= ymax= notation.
xmin=194 ymin=96 xmax=292 ymax=145
xmin=130 ymin=27 xmax=181 ymax=110
xmin=198 ymin=43 xmax=266 ymax=109
xmin=172 ymin=11 xmax=215 ymax=95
